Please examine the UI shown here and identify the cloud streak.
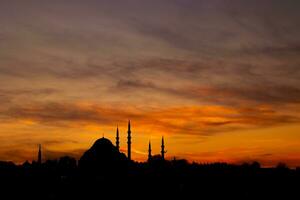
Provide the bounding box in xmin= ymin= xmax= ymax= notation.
xmin=2 ymin=102 xmax=299 ymax=136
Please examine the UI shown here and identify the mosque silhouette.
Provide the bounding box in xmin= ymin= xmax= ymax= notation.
xmin=1 ymin=121 xmax=299 ymax=199
xmin=37 ymin=120 xmax=167 ymax=169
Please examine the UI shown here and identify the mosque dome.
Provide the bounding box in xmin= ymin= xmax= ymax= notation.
xmin=93 ymin=137 xmax=114 ymax=149
xmin=78 ymin=137 xmax=127 ymax=173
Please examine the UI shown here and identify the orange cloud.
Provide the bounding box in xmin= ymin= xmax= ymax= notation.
xmin=2 ymin=102 xmax=299 ymax=137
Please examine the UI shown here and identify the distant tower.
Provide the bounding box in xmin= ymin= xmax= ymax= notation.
xmin=148 ymin=141 xmax=152 ymax=162
xmin=127 ymin=120 xmax=131 ymax=160
xmin=116 ymin=126 xmax=120 ymax=152
xmin=161 ymin=137 xmax=167 ymax=160
xmin=37 ymin=144 xmax=42 ymax=164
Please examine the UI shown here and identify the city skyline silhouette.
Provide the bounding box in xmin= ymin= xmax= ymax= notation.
xmin=0 ymin=120 xmax=299 ymax=199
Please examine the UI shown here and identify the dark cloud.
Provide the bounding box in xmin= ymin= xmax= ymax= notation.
xmin=239 ymin=44 xmax=300 ymax=57
xmin=0 ymin=88 xmax=59 ymax=96
xmin=1 ymin=101 xmax=299 ymax=136
xmin=115 ymin=77 xmax=300 ymax=106
xmin=3 ymin=102 xmax=138 ymax=128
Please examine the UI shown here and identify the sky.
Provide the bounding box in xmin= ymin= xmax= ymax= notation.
xmin=0 ymin=0 xmax=300 ymax=167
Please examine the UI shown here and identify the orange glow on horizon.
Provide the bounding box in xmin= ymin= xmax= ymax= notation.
xmin=1 ymin=103 xmax=300 ymax=168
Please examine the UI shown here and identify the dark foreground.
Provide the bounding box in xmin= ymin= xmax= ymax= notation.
xmin=0 ymin=160 xmax=299 ymax=200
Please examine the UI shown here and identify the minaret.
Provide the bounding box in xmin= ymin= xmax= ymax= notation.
xmin=148 ymin=141 xmax=152 ymax=162
xmin=127 ymin=120 xmax=131 ymax=161
xmin=37 ymin=144 xmax=42 ymax=165
xmin=161 ymin=136 xmax=166 ymax=160
xmin=116 ymin=126 xmax=120 ymax=152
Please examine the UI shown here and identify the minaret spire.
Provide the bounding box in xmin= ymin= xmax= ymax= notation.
xmin=148 ymin=140 xmax=152 ymax=162
xmin=116 ymin=125 xmax=120 ymax=152
xmin=37 ymin=144 xmax=42 ymax=165
xmin=161 ymin=136 xmax=166 ymax=160
xmin=127 ymin=120 xmax=131 ymax=160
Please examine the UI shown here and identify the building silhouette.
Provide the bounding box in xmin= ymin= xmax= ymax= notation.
xmin=37 ymin=144 xmax=42 ymax=165
xmin=148 ymin=141 xmax=152 ymax=162
xmin=2 ymin=123 xmax=299 ymax=199
xmin=127 ymin=120 xmax=131 ymax=161
xmin=35 ymin=121 xmax=167 ymax=166
xmin=116 ymin=126 xmax=120 ymax=152
xmin=78 ymin=137 xmax=127 ymax=173
xmin=117 ymin=122 xmax=166 ymax=162
xmin=161 ymin=136 xmax=166 ymax=160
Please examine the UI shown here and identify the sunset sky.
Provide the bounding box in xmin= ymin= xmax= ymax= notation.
xmin=1 ymin=0 xmax=300 ymax=167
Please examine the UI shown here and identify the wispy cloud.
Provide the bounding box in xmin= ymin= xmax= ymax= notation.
xmin=1 ymin=102 xmax=299 ymax=136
